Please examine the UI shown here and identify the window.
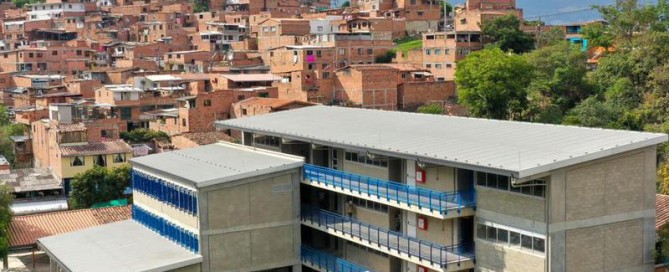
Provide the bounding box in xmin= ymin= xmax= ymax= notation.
xmin=417 ymin=11 xmax=424 ymax=16
xmin=476 ymin=172 xmax=545 ymax=198
xmin=426 ymin=64 xmax=432 ymax=68
xmin=434 ymin=49 xmax=442 ymax=55
xmin=52 ymin=50 xmax=58 ymax=56
xmin=29 ymin=53 xmax=34 ymax=58
xmin=477 ymin=223 xmax=545 ymax=254
xmin=357 ymin=48 xmax=363 ymax=55
xmin=346 ymin=195 xmax=388 ymax=213
xmin=322 ymin=72 xmax=330 ymax=79
xmin=339 ymin=48 xmax=346 ymax=55
xmin=316 ymin=50 xmax=322 ymax=57
xmin=76 ymin=50 xmax=82 ymax=56
xmin=254 ymin=135 xmax=281 ymax=147
xmin=182 ymin=118 xmax=187 ymax=126
xmin=367 ymin=48 xmax=373 ymax=55
xmin=95 ymin=155 xmax=106 ymax=167
xmin=344 ymin=151 xmax=388 ymax=167
xmin=237 ymin=95 xmax=245 ymax=100
xmin=114 ymin=153 xmax=126 ymax=163
xmin=308 ymin=63 xmax=316 ymax=70
xmin=435 ymin=63 xmax=442 ymax=69
xmin=203 ymin=99 xmax=212 ymax=107
xmin=71 ymin=156 xmax=85 ymax=166
xmin=425 ymin=49 xmax=431 ymax=55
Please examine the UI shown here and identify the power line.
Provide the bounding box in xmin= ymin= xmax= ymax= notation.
xmin=524 ymin=7 xmax=595 ymax=19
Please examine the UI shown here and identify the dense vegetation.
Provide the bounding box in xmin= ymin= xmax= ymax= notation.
xmin=0 ymin=106 xmax=27 ymax=167
xmin=120 ymin=128 xmax=171 ymax=144
xmin=69 ymin=165 xmax=131 ymax=209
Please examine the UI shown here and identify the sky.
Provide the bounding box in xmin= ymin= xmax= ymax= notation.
xmin=455 ymin=0 xmax=657 ymax=25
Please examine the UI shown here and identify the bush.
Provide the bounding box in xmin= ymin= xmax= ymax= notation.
xmin=120 ymin=129 xmax=170 ymax=144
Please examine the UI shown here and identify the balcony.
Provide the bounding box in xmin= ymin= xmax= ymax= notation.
xmin=303 ymin=164 xmax=475 ymax=219
xmin=301 ymin=246 xmax=370 ymax=272
xmin=301 ymin=207 xmax=475 ymax=272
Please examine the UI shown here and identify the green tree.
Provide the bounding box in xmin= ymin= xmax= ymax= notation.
xmin=69 ymin=165 xmax=131 ymax=209
xmin=120 ymin=128 xmax=170 ymax=144
xmin=536 ymin=27 xmax=566 ymax=48
xmin=581 ymin=22 xmax=614 ymax=49
xmin=594 ymin=0 xmax=667 ymax=47
xmin=481 ymin=14 xmax=535 ymax=53
xmin=0 ymin=185 xmax=12 ymax=268
xmin=417 ymin=103 xmax=444 ymax=115
xmin=12 ymin=0 xmax=44 ymax=8
xmin=524 ymin=42 xmax=594 ymax=115
xmin=455 ymin=48 xmax=533 ymax=120
xmin=341 ymin=1 xmax=350 ymax=7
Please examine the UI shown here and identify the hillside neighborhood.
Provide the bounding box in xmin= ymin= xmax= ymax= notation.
xmin=0 ymin=0 xmax=669 ymax=271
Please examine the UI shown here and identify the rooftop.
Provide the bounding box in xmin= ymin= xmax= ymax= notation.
xmin=10 ymin=205 xmax=131 ymax=249
xmin=0 ymin=167 xmax=60 ymax=193
xmin=60 ymin=141 xmax=133 ymax=156
xmin=216 ymin=106 xmax=668 ymax=179
xmin=658 ymin=194 xmax=669 ymax=230
xmin=130 ymin=142 xmax=303 ymax=188
xmin=37 ymin=220 xmax=201 ymax=271
xmin=220 ymin=73 xmax=281 ymax=82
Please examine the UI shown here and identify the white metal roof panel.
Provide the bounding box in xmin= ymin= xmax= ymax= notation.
xmin=216 ymin=106 xmax=668 ymax=178
xmin=130 ymin=142 xmax=303 ymax=187
xmin=38 ymin=220 xmax=201 ymax=272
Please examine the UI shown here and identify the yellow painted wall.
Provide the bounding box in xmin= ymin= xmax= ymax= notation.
xmin=60 ymin=152 xmax=133 ymax=179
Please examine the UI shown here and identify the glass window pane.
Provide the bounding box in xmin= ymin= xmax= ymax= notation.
xmin=477 ymin=172 xmax=486 ymax=186
xmin=533 ymin=186 xmax=545 ymax=198
xmin=345 ymin=152 xmax=351 ymax=160
xmin=498 ymin=229 xmax=509 ymax=243
xmin=510 ymin=184 xmax=522 ymax=193
xmin=510 ymin=231 xmax=521 ymax=246
xmin=533 ymin=237 xmax=545 ymax=253
xmin=521 ymin=235 xmax=533 ymax=250
xmin=487 ymin=226 xmax=497 ymax=241
xmin=498 ymin=176 xmax=509 ymax=190
xmin=521 ymin=185 xmax=532 ymax=195
xmin=477 ymin=224 xmax=486 ymax=239
xmin=487 ymin=173 xmax=497 ymax=188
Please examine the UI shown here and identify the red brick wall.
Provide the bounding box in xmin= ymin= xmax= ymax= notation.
xmin=398 ymin=81 xmax=455 ymax=110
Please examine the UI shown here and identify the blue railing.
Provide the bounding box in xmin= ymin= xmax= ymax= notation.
xmin=304 ymin=164 xmax=475 ymax=215
xmin=133 ymin=205 xmax=199 ymax=253
xmin=132 ymin=170 xmax=198 ymax=216
xmin=301 ymin=206 xmax=474 ymax=268
xmin=301 ymin=246 xmax=371 ymax=272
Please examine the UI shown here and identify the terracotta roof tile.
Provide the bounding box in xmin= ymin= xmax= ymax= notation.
xmin=658 ymin=194 xmax=669 ymax=229
xmin=9 ymin=205 xmax=131 ymax=248
xmin=178 ymin=131 xmax=234 ymax=146
xmin=55 ymin=123 xmax=86 ymax=132
xmin=60 ymin=141 xmax=133 ymax=156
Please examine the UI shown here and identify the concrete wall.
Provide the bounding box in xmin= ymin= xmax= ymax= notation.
xmin=416 ymin=217 xmax=453 ymax=245
xmin=549 ymin=148 xmax=656 ymax=272
xmin=418 ymin=165 xmax=456 ymax=192
xmin=345 ymin=243 xmax=391 ymax=272
xmin=342 ymin=160 xmax=389 ymax=180
xmin=355 ymin=206 xmax=390 ymax=229
xmin=201 ymin=170 xmax=300 ymax=272
xmin=476 ymin=187 xmax=546 ymax=224
xmin=475 ymin=241 xmax=545 ymax=272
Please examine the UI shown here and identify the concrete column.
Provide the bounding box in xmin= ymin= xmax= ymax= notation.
xmin=549 ymin=170 xmax=566 ymax=272
xmin=405 ymin=159 xmax=417 ymax=238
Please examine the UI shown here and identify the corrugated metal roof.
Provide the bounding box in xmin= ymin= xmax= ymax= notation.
xmin=216 ymin=106 xmax=668 ymax=178
xmin=9 ymin=205 xmax=131 ymax=248
xmin=60 ymin=141 xmax=133 ymax=156
xmin=130 ymin=142 xmax=303 ymax=188
xmin=221 ymin=73 xmax=281 ymax=82
xmin=37 ymin=220 xmax=201 ymax=271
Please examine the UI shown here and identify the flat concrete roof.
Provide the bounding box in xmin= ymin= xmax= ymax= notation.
xmin=130 ymin=142 xmax=303 ymax=188
xmin=216 ymin=106 xmax=668 ymax=179
xmin=37 ymin=220 xmax=202 ymax=272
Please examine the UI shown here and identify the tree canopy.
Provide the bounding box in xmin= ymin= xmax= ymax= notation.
xmin=455 ymin=47 xmax=533 ymax=120
xmin=69 ymin=165 xmax=131 ymax=209
xmin=481 ymin=14 xmax=535 ymax=53
xmin=0 ymin=185 xmax=12 ymax=265
xmin=120 ymin=128 xmax=170 ymax=144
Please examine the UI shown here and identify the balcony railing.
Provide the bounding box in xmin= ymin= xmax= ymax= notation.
xmin=304 ymin=164 xmax=475 ymax=216
xmin=301 ymin=245 xmax=370 ymax=272
xmin=301 ymin=207 xmax=474 ymax=269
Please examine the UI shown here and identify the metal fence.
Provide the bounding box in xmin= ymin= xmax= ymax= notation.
xmin=301 ymin=245 xmax=371 ymax=272
xmin=301 ymin=206 xmax=474 ymax=268
xmin=304 ymin=164 xmax=475 ymax=215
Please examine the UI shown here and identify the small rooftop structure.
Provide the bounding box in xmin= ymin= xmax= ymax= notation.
xmin=130 ymin=142 xmax=303 ymax=188
xmin=0 ymin=167 xmax=60 ymax=193
xmin=217 ymin=106 xmax=668 ymax=179
xmin=103 ymin=84 xmax=143 ymax=92
xmin=220 ymin=73 xmax=281 ymax=82
xmin=38 ymin=220 xmax=201 ymax=271
xmin=9 ymin=205 xmax=131 ymax=249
